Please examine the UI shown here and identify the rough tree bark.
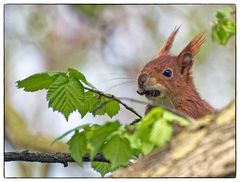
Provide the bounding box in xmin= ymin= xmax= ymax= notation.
xmin=112 ymin=101 xmax=235 ymax=177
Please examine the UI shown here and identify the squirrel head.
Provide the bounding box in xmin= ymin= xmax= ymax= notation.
xmin=137 ymin=26 xmax=206 ymax=104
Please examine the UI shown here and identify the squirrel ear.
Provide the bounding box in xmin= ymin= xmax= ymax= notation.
xmin=158 ymin=25 xmax=181 ymax=56
xmin=178 ymin=52 xmax=193 ymax=75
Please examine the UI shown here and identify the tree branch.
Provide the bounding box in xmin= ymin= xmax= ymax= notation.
xmin=84 ymin=86 xmax=142 ymax=119
xmin=4 ymin=151 xmax=109 ymax=167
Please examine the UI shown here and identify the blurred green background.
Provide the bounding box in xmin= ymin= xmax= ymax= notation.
xmin=4 ymin=4 xmax=235 ymax=177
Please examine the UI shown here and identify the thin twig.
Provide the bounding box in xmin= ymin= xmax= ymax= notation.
xmin=84 ymin=87 xmax=187 ymax=125
xmin=117 ymin=97 xmax=149 ymax=105
xmin=4 ymin=151 xmax=109 ymax=167
xmin=119 ymin=97 xmax=188 ymax=118
xmin=84 ymin=86 xmax=142 ymax=119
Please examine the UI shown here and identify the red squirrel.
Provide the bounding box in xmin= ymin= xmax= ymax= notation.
xmin=137 ymin=26 xmax=214 ymax=119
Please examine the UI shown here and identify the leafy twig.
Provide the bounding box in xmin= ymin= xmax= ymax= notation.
xmin=84 ymin=86 xmax=142 ymax=119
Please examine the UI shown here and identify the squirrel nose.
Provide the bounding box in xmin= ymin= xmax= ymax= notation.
xmin=138 ymin=73 xmax=148 ymax=87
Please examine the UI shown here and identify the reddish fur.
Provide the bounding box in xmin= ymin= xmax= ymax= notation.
xmin=139 ymin=27 xmax=214 ymax=119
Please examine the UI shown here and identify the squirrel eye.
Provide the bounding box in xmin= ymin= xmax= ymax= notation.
xmin=163 ymin=69 xmax=172 ymax=78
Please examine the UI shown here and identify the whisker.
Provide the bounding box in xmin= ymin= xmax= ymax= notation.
xmin=160 ymin=97 xmax=164 ymax=107
xmin=117 ymin=97 xmax=149 ymax=105
xmin=167 ymin=97 xmax=174 ymax=109
xmin=107 ymin=77 xmax=133 ymax=80
xmin=96 ymin=77 xmax=134 ymax=85
xmin=105 ymin=81 xmax=135 ymax=92
xmin=100 ymin=72 xmax=132 ymax=77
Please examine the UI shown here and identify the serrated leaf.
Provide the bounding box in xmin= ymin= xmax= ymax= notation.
xmin=68 ymin=68 xmax=95 ymax=88
xmin=163 ymin=111 xmax=190 ymax=126
xmin=92 ymin=97 xmax=107 ymax=116
xmin=16 ymin=72 xmax=60 ymax=92
xmin=91 ymin=162 xmax=112 ymax=177
xmin=78 ymin=91 xmax=95 ymax=118
xmin=149 ymin=119 xmax=173 ymax=147
xmin=102 ymin=135 xmax=132 ymax=169
xmin=77 ymin=91 xmax=104 ymax=118
xmin=105 ymin=100 xmax=120 ymax=118
xmin=90 ymin=102 xmax=101 ymax=113
xmin=67 ymin=131 xmax=87 ymax=166
xmin=88 ymin=94 xmax=102 ymax=112
xmin=92 ymin=98 xmax=120 ymax=118
xmin=47 ymin=75 xmax=84 ymax=120
xmin=87 ymin=121 xmax=121 ymax=159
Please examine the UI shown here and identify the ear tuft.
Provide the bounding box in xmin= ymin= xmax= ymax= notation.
xmin=158 ymin=25 xmax=181 ymax=57
xmin=181 ymin=32 xmax=206 ymax=57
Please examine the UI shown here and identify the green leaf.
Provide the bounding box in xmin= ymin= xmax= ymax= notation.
xmin=124 ymin=132 xmax=141 ymax=151
xmin=51 ymin=124 xmax=88 ymax=145
xmin=47 ymin=75 xmax=84 ymax=120
xmin=67 ymin=131 xmax=87 ymax=166
xmin=149 ymin=119 xmax=173 ymax=147
xmin=134 ymin=108 xmax=178 ymax=154
xmin=91 ymin=162 xmax=112 ymax=177
xmin=16 ymin=69 xmax=121 ymax=120
xmin=89 ymin=95 xmax=102 ymax=112
xmin=105 ymin=100 xmax=120 ymax=118
xmin=163 ymin=111 xmax=190 ymax=126
xmin=102 ymin=135 xmax=132 ymax=169
xmin=136 ymin=108 xmax=164 ymax=142
xmin=124 ymin=126 xmax=142 ymax=156
xmin=212 ymin=7 xmax=235 ymax=45
xmin=87 ymin=121 xmax=121 ymax=158
xmin=16 ymin=72 xmax=60 ymax=92
xmin=92 ymin=97 xmax=107 ymax=116
xmin=215 ymin=7 xmax=233 ymax=21
xmin=216 ymin=11 xmax=226 ymax=20
xmin=78 ymin=91 xmax=95 ymax=118
xmin=68 ymin=68 xmax=95 ymax=88
xmin=92 ymin=98 xmax=120 ymax=118
xmin=76 ymin=91 xmax=104 ymax=118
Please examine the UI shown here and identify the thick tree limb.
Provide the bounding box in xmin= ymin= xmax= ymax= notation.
xmin=112 ymin=101 xmax=235 ymax=177
xmin=4 ymin=151 xmax=109 ymax=167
